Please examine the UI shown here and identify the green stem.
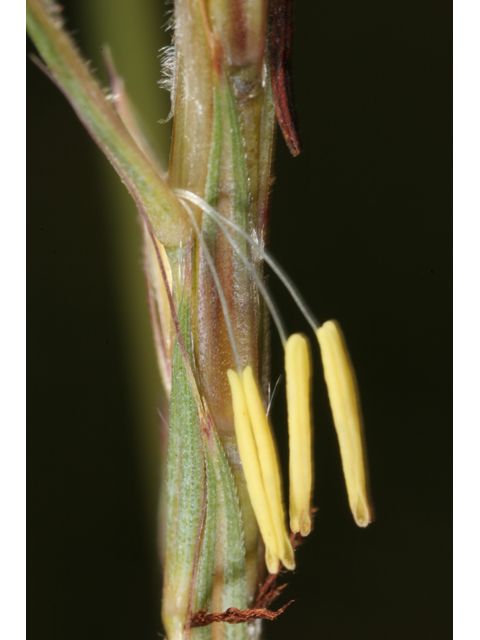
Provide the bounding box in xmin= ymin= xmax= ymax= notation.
xmin=26 ymin=0 xmax=191 ymax=248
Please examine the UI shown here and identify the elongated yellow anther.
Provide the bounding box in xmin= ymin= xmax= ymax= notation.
xmin=316 ymin=321 xmax=371 ymax=527
xmin=285 ymin=333 xmax=313 ymax=536
xmin=242 ymin=366 xmax=295 ymax=571
xmin=227 ymin=369 xmax=280 ymax=573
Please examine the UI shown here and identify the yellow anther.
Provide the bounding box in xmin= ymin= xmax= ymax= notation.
xmin=285 ymin=333 xmax=313 ymax=536
xmin=242 ymin=366 xmax=295 ymax=571
xmin=226 ymin=369 xmax=280 ymax=573
xmin=281 ymin=529 xmax=296 ymax=570
xmin=316 ymin=321 xmax=371 ymax=527
xmin=265 ymin=546 xmax=280 ymax=576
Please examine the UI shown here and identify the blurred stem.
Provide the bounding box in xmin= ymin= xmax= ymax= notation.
xmin=77 ymin=0 xmax=172 ymax=531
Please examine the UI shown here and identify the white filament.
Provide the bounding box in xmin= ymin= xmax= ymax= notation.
xmin=179 ymin=200 xmax=242 ymax=372
xmin=177 ymin=196 xmax=288 ymax=347
xmin=174 ymin=188 xmax=320 ymax=333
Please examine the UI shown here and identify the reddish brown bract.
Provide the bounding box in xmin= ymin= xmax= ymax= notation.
xmin=270 ymin=0 xmax=301 ymax=157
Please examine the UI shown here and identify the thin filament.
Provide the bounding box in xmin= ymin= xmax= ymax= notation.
xmin=178 ymin=196 xmax=288 ymax=347
xmin=174 ymin=188 xmax=319 ymax=332
xmin=180 ymin=200 xmax=242 ymax=372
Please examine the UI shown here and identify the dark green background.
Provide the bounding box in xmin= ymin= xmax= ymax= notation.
xmin=28 ymin=0 xmax=451 ymax=638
